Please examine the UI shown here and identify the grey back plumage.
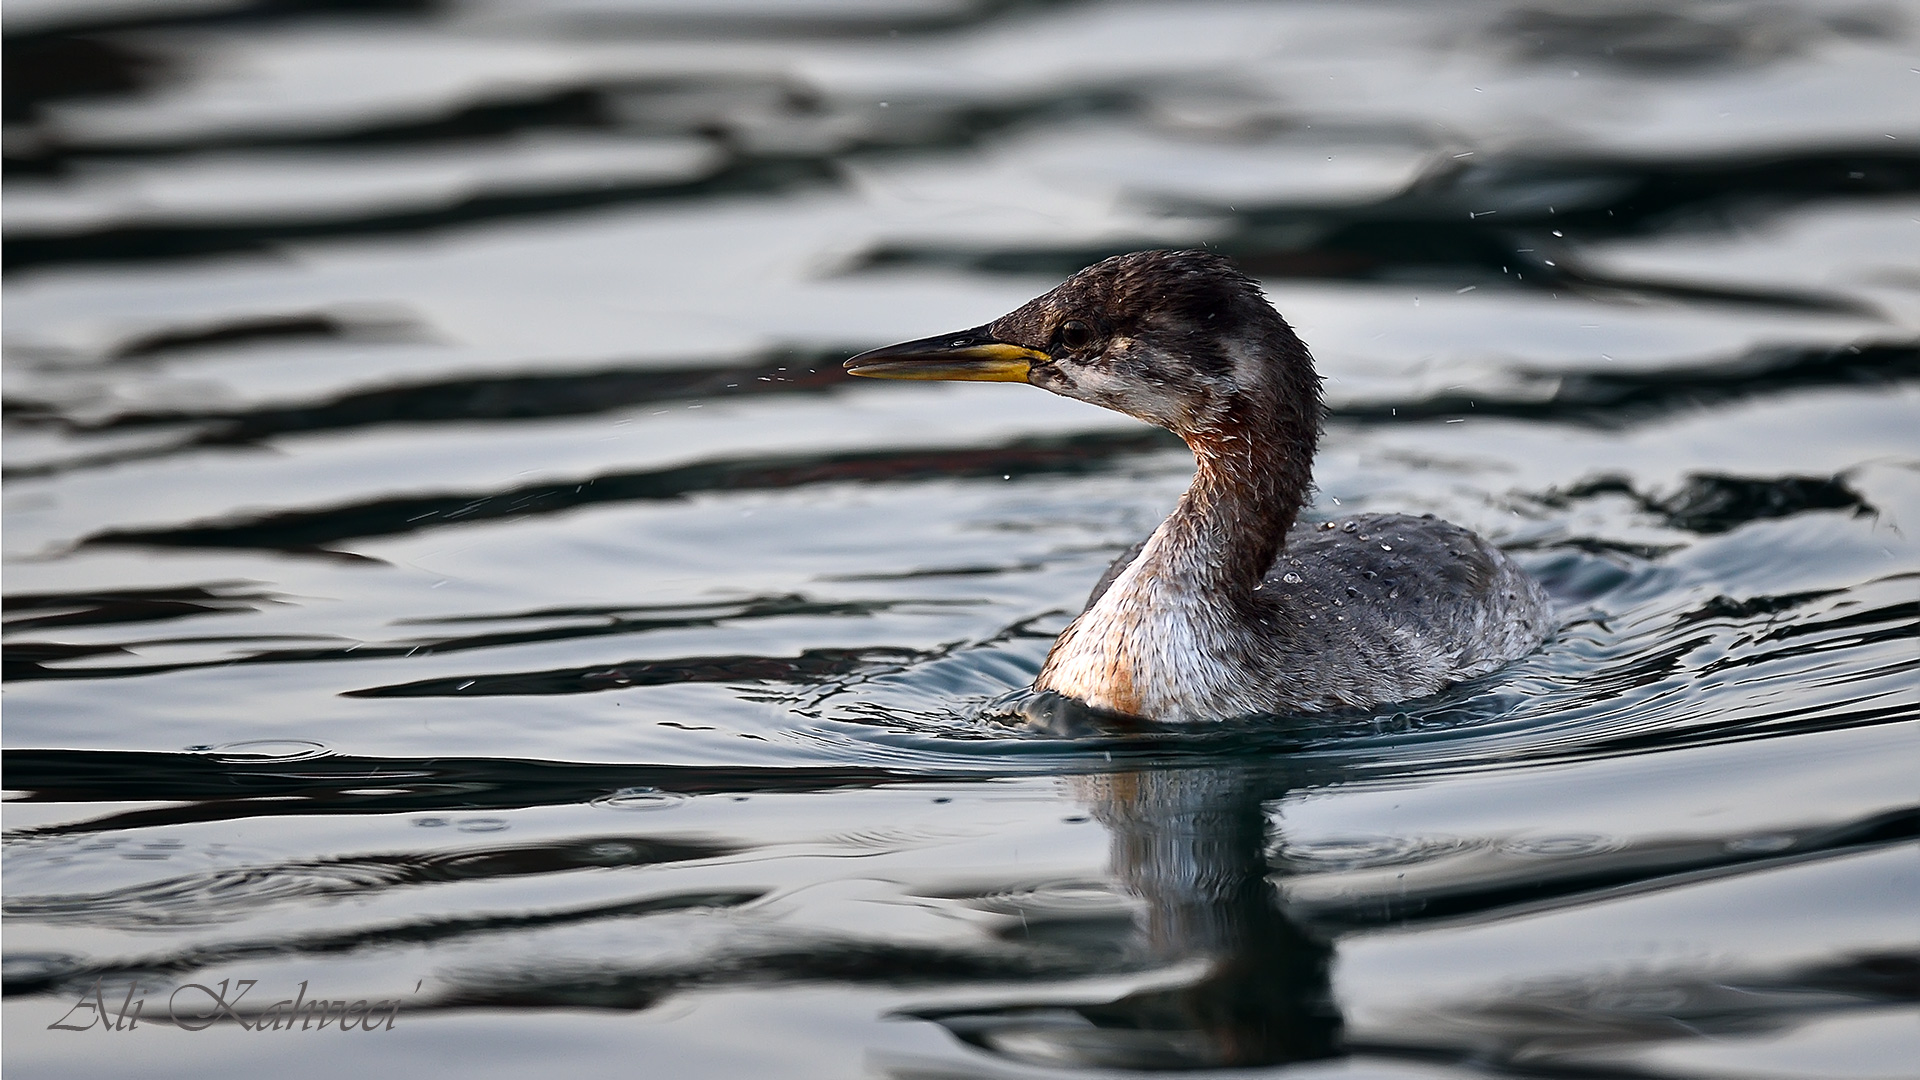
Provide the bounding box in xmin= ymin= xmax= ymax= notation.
xmin=1079 ymin=511 xmax=1550 ymax=715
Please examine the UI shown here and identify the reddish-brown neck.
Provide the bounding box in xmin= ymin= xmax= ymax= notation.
xmin=1170 ymin=407 xmax=1316 ymax=608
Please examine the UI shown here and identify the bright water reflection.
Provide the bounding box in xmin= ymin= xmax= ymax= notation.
xmin=5 ymin=1 xmax=1918 ymax=1077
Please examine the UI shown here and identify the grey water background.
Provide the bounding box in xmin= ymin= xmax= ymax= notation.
xmin=4 ymin=0 xmax=1918 ymax=1075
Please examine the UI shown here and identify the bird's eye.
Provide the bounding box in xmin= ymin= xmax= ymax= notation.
xmin=1057 ymin=320 xmax=1093 ymax=351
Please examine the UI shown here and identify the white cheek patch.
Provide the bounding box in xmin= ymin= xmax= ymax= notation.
xmin=1081 ymin=368 xmax=1168 ymax=420
xmin=1062 ymin=353 xmax=1193 ymax=429
xmin=1061 ymin=335 xmax=1255 ymax=433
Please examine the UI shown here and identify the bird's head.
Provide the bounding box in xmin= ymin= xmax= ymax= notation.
xmin=845 ymin=250 xmax=1320 ymax=444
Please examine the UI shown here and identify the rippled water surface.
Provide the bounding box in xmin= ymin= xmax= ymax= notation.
xmin=5 ymin=1 xmax=1918 ymax=1076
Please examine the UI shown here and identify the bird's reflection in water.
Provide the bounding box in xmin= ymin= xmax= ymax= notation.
xmin=916 ymin=764 xmax=1341 ymax=1070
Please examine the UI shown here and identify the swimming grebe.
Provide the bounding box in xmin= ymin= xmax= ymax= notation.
xmin=845 ymin=250 xmax=1551 ymax=723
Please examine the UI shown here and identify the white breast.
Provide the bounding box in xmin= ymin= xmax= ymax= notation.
xmin=1035 ymin=533 xmax=1247 ymax=723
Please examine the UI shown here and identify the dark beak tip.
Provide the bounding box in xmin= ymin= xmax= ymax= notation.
xmin=843 ymin=344 xmax=901 ymax=371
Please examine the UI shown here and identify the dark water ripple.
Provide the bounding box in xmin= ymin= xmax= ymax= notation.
xmin=68 ymin=430 xmax=1177 ymax=553
xmin=4 ymin=888 xmax=766 ymax=1000
xmin=4 ymin=834 xmax=744 ymax=929
xmin=3 ymin=581 xmax=279 ymax=631
xmin=4 ymin=156 xmax=846 ymax=272
xmin=4 ymin=593 xmax=963 ymax=682
xmin=2 ymin=748 xmax=982 ymax=837
xmin=861 ymin=146 xmax=1920 ymax=309
xmin=8 ymin=339 xmax=1914 ymax=485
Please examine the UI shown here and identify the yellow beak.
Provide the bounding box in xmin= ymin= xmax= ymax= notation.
xmin=844 ymin=327 xmax=1047 ymax=383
